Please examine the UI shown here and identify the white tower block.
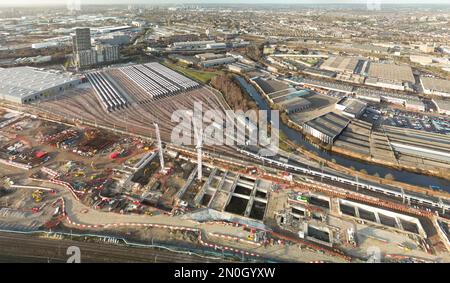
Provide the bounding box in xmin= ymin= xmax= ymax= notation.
xmin=154 ymin=123 xmax=165 ymax=173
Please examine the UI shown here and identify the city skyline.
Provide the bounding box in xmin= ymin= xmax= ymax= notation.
xmin=0 ymin=1 xmax=449 ymax=267
xmin=1 ymin=0 xmax=450 ymax=7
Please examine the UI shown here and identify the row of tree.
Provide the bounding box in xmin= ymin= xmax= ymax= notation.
xmin=211 ymin=73 xmax=258 ymax=112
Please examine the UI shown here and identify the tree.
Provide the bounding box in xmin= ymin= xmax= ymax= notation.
xmin=211 ymin=74 xmax=258 ymax=112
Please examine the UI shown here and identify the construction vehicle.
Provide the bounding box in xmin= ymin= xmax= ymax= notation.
xmin=32 ymin=190 xmax=43 ymax=203
xmin=75 ymin=171 xmax=85 ymax=177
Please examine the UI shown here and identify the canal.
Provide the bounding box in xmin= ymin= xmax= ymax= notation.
xmin=235 ymin=76 xmax=450 ymax=191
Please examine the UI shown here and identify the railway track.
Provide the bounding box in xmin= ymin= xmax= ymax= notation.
xmin=0 ymin=231 xmax=228 ymax=263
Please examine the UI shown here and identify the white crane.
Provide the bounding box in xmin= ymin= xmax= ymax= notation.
xmin=192 ymin=117 xmax=203 ymax=181
xmin=153 ymin=123 xmax=165 ymax=173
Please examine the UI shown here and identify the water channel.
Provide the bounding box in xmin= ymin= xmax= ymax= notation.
xmin=235 ymin=76 xmax=450 ymax=191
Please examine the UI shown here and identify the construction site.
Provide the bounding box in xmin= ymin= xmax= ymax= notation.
xmin=0 ymin=104 xmax=450 ymax=263
xmin=0 ymin=60 xmax=449 ymax=263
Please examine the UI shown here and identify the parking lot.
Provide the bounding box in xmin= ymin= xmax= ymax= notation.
xmin=360 ymin=105 xmax=450 ymax=135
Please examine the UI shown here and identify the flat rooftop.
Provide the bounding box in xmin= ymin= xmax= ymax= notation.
xmin=272 ymin=89 xmax=312 ymax=103
xmin=383 ymin=125 xmax=450 ymax=163
xmin=341 ymin=98 xmax=367 ymax=115
xmin=355 ymin=87 xmax=421 ymax=103
xmin=0 ymin=67 xmax=78 ymax=99
xmin=253 ymin=78 xmax=290 ymax=94
xmin=305 ymin=112 xmax=350 ymax=139
xmin=288 ymin=77 xmax=354 ymax=93
xmin=368 ymin=63 xmax=414 ymax=83
xmin=277 ymin=96 xmax=311 ymax=109
xmin=320 ymin=56 xmax=360 ymax=73
xmin=421 ymin=77 xmax=450 ymax=94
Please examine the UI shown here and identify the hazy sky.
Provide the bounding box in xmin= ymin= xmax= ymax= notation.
xmin=1 ymin=0 xmax=450 ymax=6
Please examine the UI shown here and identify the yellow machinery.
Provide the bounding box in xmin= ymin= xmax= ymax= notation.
xmin=75 ymin=171 xmax=85 ymax=177
xmin=32 ymin=190 xmax=43 ymax=203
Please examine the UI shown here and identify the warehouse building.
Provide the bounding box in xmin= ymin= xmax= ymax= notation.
xmin=383 ymin=125 xmax=450 ymax=165
xmin=320 ymin=56 xmax=360 ymax=74
xmin=302 ymin=112 xmax=350 ymax=144
xmin=354 ymin=88 xmax=382 ymax=103
xmin=365 ymin=63 xmax=415 ymax=91
xmin=336 ymin=98 xmax=367 ymax=119
xmin=200 ymin=57 xmax=236 ymax=68
xmin=286 ymin=77 xmax=354 ymax=94
xmin=228 ymin=62 xmax=255 ymax=74
xmin=277 ymin=96 xmax=312 ymax=114
xmin=355 ymin=88 xmax=424 ymax=111
xmin=195 ymin=53 xmax=225 ymax=61
xmin=421 ymin=77 xmax=450 ymax=97
xmin=0 ymin=67 xmax=82 ymax=104
xmin=172 ymin=40 xmax=217 ymax=50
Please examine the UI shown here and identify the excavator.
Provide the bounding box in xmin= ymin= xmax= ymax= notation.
xmin=32 ymin=190 xmax=43 ymax=203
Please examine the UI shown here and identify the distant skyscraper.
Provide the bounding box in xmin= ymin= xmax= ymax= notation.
xmin=72 ymin=28 xmax=91 ymax=54
xmin=67 ymin=0 xmax=81 ymax=12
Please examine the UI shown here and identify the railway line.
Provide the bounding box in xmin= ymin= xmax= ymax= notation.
xmin=34 ymin=90 xmax=450 ymax=216
xmin=29 ymin=89 xmax=450 ymax=217
xmin=20 ymin=62 xmax=450 ymax=219
xmin=0 ymin=231 xmax=227 ymax=263
xmin=236 ymin=148 xmax=450 ymax=216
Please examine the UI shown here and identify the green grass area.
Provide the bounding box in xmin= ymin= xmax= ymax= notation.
xmin=161 ymin=60 xmax=218 ymax=84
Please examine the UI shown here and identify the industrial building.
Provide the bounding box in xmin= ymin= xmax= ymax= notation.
xmin=206 ymin=42 xmax=227 ymax=49
xmin=0 ymin=67 xmax=82 ymax=104
xmin=228 ymin=62 xmax=255 ymax=74
xmin=86 ymin=71 xmax=127 ymax=112
xmin=195 ymin=53 xmax=224 ymax=61
xmin=421 ymin=77 xmax=450 ymax=97
xmin=336 ymin=98 xmax=367 ymax=119
xmin=354 ymin=88 xmax=425 ymax=111
xmin=410 ymin=55 xmax=433 ymax=66
xmin=200 ymin=57 xmax=236 ymax=68
xmin=302 ymin=112 xmax=350 ymax=144
xmin=320 ymin=56 xmax=360 ymax=74
xmin=277 ymin=97 xmax=312 ymax=114
xmin=271 ymin=89 xmax=313 ymax=114
xmin=366 ymin=63 xmax=415 ymax=91
xmin=172 ymin=40 xmax=217 ymax=50
xmin=117 ymin=63 xmax=199 ymax=99
xmin=286 ymin=77 xmax=354 ymax=94
xmin=354 ymin=88 xmax=382 ymax=103
xmin=95 ymin=34 xmax=130 ymax=46
xmin=383 ymin=125 xmax=450 ymax=165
